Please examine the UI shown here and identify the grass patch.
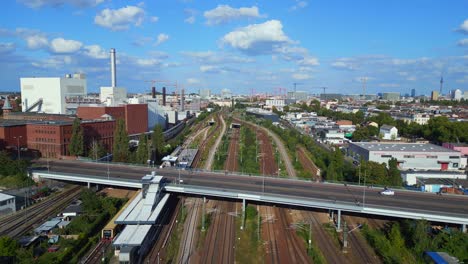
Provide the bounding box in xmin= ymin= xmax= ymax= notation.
xmin=295 ymin=223 xmax=327 ymax=264
xmin=235 ymin=205 xmax=264 ymax=264
xmin=322 ymin=222 xmax=342 ymax=248
xmin=164 ymin=203 xmax=186 ymax=263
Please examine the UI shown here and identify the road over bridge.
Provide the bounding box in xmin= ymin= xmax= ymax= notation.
xmin=33 ymin=160 xmax=468 ymax=230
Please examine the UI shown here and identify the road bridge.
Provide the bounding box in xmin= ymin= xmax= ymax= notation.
xmin=31 ymin=160 xmax=468 ymax=232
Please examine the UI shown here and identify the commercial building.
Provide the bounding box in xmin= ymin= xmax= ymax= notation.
xmin=20 ymin=73 xmax=87 ymax=114
xmin=0 ymin=119 xmax=28 ymax=150
xmin=431 ymin=91 xmax=439 ymax=101
xmin=401 ymin=170 xmax=466 ymax=186
xmin=246 ymin=108 xmax=279 ymax=122
xmin=452 ymin=89 xmax=463 ymax=101
xmin=411 ymin=88 xmax=416 ymax=97
xmin=348 ymin=142 xmax=462 ymax=171
xmin=200 ymin=89 xmax=211 ymax=99
xmin=382 ymin=92 xmax=400 ymax=102
xmin=0 ymin=193 xmax=16 ymax=216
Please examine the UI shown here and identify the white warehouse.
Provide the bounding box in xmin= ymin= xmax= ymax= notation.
xmin=20 ymin=73 xmax=87 ymax=114
xmin=0 ymin=193 xmax=16 ymax=216
xmin=349 ymin=142 xmax=462 ymax=171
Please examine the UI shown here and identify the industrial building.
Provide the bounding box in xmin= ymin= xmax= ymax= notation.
xmin=20 ymin=73 xmax=87 ymax=114
xmin=348 ymin=142 xmax=462 ymax=171
xmin=0 ymin=193 xmax=16 ymax=216
xmin=401 ymin=170 xmax=466 ymax=186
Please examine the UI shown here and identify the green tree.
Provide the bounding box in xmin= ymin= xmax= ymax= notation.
xmin=88 ymin=140 xmax=106 ymax=161
xmin=112 ymin=119 xmax=129 ymax=162
xmin=388 ymin=158 xmax=403 ymax=186
xmin=68 ymin=118 xmax=84 ymax=156
xmin=152 ymin=124 xmax=165 ymax=161
xmin=136 ymin=134 xmax=149 ymax=164
xmin=0 ymin=236 xmax=18 ymax=256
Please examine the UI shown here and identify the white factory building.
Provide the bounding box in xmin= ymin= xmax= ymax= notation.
xmin=20 ymin=73 xmax=87 ymax=114
xmin=0 ymin=193 xmax=16 ymax=216
xmin=349 ymin=142 xmax=462 ymax=171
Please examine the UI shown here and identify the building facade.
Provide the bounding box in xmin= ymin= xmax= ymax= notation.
xmin=382 ymin=92 xmax=400 ymax=102
xmin=349 ymin=142 xmax=462 ymax=171
xmin=379 ymin=125 xmax=398 ymax=140
xmin=20 ymin=74 xmax=87 ymax=114
xmin=0 ymin=193 xmax=15 ymax=216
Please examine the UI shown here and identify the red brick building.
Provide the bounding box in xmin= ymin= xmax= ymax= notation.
xmin=25 ymin=119 xmax=116 ymax=158
xmin=0 ymin=120 xmax=28 ymax=150
xmin=77 ymin=104 xmax=148 ymax=135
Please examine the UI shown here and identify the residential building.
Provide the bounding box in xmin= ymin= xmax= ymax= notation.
xmin=431 ymin=91 xmax=439 ymax=101
xmin=288 ymin=91 xmax=308 ymax=102
xmin=410 ymin=113 xmax=430 ymax=125
xmin=265 ymin=99 xmax=286 ymax=111
xmin=382 ymin=92 xmax=400 ymax=102
xmin=348 ymin=142 xmax=462 ymax=171
xmin=452 ymin=89 xmax=463 ymax=101
xmin=379 ymin=125 xmax=398 ymax=140
xmin=200 ymin=89 xmax=211 ymax=99
xmin=20 ymin=74 xmax=87 ymax=114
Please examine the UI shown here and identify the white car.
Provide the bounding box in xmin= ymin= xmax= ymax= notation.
xmin=380 ymin=189 xmax=395 ymax=196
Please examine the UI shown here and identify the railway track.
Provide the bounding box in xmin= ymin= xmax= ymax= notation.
xmin=225 ymin=127 xmax=239 ymax=172
xmin=191 ymin=113 xmax=221 ymax=168
xmin=178 ymin=198 xmax=201 ymax=263
xmin=81 ymin=240 xmax=110 ymax=264
xmin=343 ymin=215 xmax=381 ymax=264
xmin=0 ymin=185 xmax=82 ymax=238
xmin=145 ymin=197 xmax=182 ymax=263
xmin=200 ymin=201 xmax=236 ymax=264
xmin=301 ymin=211 xmax=348 ymax=264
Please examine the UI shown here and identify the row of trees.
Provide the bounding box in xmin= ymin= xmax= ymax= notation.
xmin=363 ymin=220 xmax=468 ymax=263
xmin=68 ymin=118 xmax=166 ymax=164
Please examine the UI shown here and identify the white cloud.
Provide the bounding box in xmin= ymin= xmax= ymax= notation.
xmin=31 ymin=55 xmax=73 ymax=69
xmin=83 ymin=44 xmax=107 ymax=59
xmin=181 ymin=50 xmax=253 ymax=64
xmin=94 ymin=5 xmax=145 ymax=31
xmin=25 ymin=34 xmax=49 ymax=49
xmin=135 ymin=58 xmax=160 ymax=67
xmin=0 ymin=43 xmax=15 ymax=54
xmin=18 ymin=0 xmax=104 ymax=8
xmin=187 ymin=78 xmax=200 ymax=84
xmin=299 ymin=57 xmax=319 ymax=66
xmin=331 ymin=59 xmax=358 ymax=70
xmin=457 ymin=38 xmax=468 ymax=46
xmin=155 ymin=33 xmax=169 ymax=46
xmin=50 ymin=38 xmax=82 ymax=53
xmin=222 ymin=20 xmax=291 ymax=55
xmin=204 ymin=5 xmax=263 ymax=25
xmin=290 ymin=1 xmax=308 ymax=11
xmin=184 ymin=9 xmax=197 ymax=24
xmin=457 ymin=19 xmax=468 ymax=34
xmin=150 ymin=16 xmax=159 ymax=23
xmin=292 ymin=73 xmax=311 ymax=80
xmin=200 ymin=65 xmax=218 ymax=73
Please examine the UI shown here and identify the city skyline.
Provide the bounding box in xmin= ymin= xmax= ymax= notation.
xmin=0 ymin=0 xmax=467 ymax=95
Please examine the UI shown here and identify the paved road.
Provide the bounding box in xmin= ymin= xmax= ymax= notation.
xmin=36 ymin=160 xmax=468 ymax=219
xmin=205 ymin=114 xmax=226 ymax=170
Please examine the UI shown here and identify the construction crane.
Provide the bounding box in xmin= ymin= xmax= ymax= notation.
xmin=293 ymin=82 xmax=303 ymax=93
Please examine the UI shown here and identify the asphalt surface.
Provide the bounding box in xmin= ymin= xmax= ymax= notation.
xmin=35 ymin=160 xmax=468 ymax=218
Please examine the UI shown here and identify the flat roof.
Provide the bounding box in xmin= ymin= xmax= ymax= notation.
xmin=113 ymin=225 xmax=152 ymax=247
xmin=0 ymin=193 xmax=15 ymax=201
xmin=351 ymin=142 xmax=459 ymax=153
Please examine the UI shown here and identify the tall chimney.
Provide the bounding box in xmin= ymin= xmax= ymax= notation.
xmin=110 ymin=48 xmax=117 ymax=87
xmin=162 ymin=87 xmax=166 ymax=106
xmin=181 ymin=88 xmax=185 ymax=111
xmin=151 ymin=87 xmax=156 ymax=98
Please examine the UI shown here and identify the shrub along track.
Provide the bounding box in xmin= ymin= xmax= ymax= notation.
xmin=297 ymin=146 xmax=321 ymax=181
xmin=191 ymin=113 xmax=221 ymax=168
xmin=342 ymin=215 xmax=382 ymax=264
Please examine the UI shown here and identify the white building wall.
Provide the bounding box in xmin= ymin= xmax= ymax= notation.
xmin=402 ymin=172 xmax=466 ymax=185
xmin=146 ymin=99 xmax=167 ymax=130
xmin=369 ymin=151 xmax=460 ymax=170
xmin=0 ymin=193 xmax=16 ymax=215
xmin=100 ymin=87 xmax=127 ymax=106
xmin=20 ymin=76 xmax=87 ymax=114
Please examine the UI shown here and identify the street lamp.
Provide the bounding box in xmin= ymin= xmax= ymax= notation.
xmin=13 ymin=136 xmax=22 ymax=160
xmin=107 ymin=153 xmax=110 ymax=180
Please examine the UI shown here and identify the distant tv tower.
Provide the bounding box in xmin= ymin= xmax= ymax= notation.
xmin=439 ymin=76 xmax=443 ymax=95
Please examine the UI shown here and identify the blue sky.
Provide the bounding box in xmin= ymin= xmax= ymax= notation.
xmin=1 ymin=0 xmax=467 ymax=96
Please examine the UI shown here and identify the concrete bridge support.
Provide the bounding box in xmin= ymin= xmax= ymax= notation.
xmin=241 ymin=199 xmax=246 ymax=230
xmin=87 ymin=182 xmax=90 ymax=189
xmin=336 ymin=210 xmax=342 ymax=232
xmin=462 ymin=224 xmax=467 ymax=233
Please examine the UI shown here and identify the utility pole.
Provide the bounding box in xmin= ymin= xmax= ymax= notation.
xmin=202 ymin=197 xmax=206 ymax=231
